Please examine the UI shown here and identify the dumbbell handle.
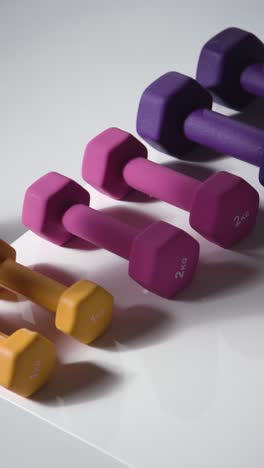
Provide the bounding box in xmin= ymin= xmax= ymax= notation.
xmin=184 ymin=108 xmax=264 ymax=167
xmin=62 ymin=205 xmax=139 ymax=260
xmin=123 ymin=158 xmax=201 ymax=211
xmin=241 ymin=63 xmax=264 ymax=98
xmin=0 ymin=259 xmax=66 ymax=312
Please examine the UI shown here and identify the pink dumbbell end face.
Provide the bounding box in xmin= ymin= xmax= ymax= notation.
xmin=82 ymin=127 xmax=148 ymax=199
xmin=190 ymin=171 xmax=259 ymax=248
xmin=129 ymin=222 xmax=200 ymax=298
xmin=22 ymin=172 xmax=90 ymax=245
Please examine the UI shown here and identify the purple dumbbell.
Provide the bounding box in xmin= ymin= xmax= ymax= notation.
xmin=196 ymin=27 xmax=264 ymax=109
xmin=22 ymin=172 xmax=199 ymax=298
xmin=82 ymin=127 xmax=259 ymax=248
xmin=136 ymin=71 xmax=264 ymax=185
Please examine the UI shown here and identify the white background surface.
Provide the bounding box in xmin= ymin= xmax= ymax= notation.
xmin=0 ymin=1 xmax=264 ymax=467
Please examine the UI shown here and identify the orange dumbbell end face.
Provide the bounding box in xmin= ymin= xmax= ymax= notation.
xmin=0 ymin=329 xmax=56 ymax=397
xmin=55 ymin=280 xmax=113 ymax=344
xmin=0 ymin=240 xmax=16 ymax=263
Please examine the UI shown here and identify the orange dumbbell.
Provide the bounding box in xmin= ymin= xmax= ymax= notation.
xmin=0 ymin=327 xmax=56 ymax=397
xmin=0 ymin=240 xmax=113 ymax=344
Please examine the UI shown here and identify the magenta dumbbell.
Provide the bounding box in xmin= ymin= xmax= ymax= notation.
xmin=196 ymin=27 xmax=264 ymax=109
xmin=82 ymin=127 xmax=259 ymax=248
xmin=22 ymin=172 xmax=199 ymax=298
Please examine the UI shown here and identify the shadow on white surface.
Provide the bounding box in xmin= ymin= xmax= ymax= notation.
xmin=1 ymin=262 xmax=176 ymax=352
xmin=175 ymin=142 xmax=224 ymax=163
xmin=0 ymin=219 xmax=27 ymax=244
xmin=92 ymin=305 xmax=176 ymax=352
xmin=164 ymin=160 xmax=215 ymax=180
xmin=32 ymin=263 xmax=80 ymax=286
xmin=63 ymin=236 xmax=98 ymax=251
xmin=178 ymin=259 xmax=259 ymax=302
xmin=0 ymin=304 xmax=68 ymax=348
xmin=34 ymin=361 xmax=125 ymax=406
xmin=234 ymin=97 xmax=264 ymax=129
xmin=124 ymin=188 xmax=157 ymax=203
xmin=99 ymin=206 xmax=160 ymax=228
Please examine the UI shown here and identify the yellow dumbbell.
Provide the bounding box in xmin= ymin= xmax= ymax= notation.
xmin=0 ymin=327 xmax=56 ymax=397
xmin=0 ymin=240 xmax=113 ymax=344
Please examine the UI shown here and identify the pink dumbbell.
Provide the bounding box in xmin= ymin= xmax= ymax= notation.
xmin=82 ymin=127 xmax=259 ymax=248
xmin=22 ymin=172 xmax=199 ymax=298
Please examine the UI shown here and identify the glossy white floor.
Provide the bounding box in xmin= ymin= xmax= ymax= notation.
xmin=1 ymin=1 xmax=264 ymax=467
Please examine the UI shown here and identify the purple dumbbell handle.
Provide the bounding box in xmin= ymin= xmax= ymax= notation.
xmin=184 ymin=109 xmax=264 ymax=167
xmin=62 ymin=204 xmax=139 ymax=260
xmin=240 ymin=63 xmax=264 ymax=98
xmin=123 ymin=158 xmax=201 ymax=211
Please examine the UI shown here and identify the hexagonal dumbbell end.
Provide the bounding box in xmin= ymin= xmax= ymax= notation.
xmin=23 ymin=171 xmax=199 ymax=298
xmin=189 ymin=172 xmax=259 ymax=247
xmin=56 ymin=280 xmax=113 ymax=344
xmin=82 ymin=127 xmax=148 ymax=199
xmin=136 ymin=72 xmax=212 ymax=157
xmin=0 ymin=329 xmax=56 ymax=397
xmin=22 ymin=172 xmax=91 ymax=245
xmin=129 ymin=221 xmax=199 ymax=298
xmin=82 ymin=128 xmax=259 ymax=247
xmin=0 ymin=239 xmax=113 ymax=345
xmin=197 ymin=27 xmax=264 ymax=109
xmin=136 ymin=71 xmax=264 ymax=179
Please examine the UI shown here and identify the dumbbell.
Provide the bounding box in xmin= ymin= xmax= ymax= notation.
xmin=196 ymin=27 xmax=264 ymax=109
xmin=22 ymin=172 xmax=200 ymax=299
xmin=82 ymin=127 xmax=259 ymax=248
xmin=0 ymin=240 xmax=113 ymax=344
xmin=0 ymin=327 xmax=55 ymax=397
xmin=136 ymin=71 xmax=264 ymax=185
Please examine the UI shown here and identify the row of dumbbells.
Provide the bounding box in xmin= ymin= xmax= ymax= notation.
xmin=1 ymin=26 xmax=263 ymax=398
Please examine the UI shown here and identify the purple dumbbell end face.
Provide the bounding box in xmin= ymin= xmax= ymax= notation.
xmin=129 ymin=221 xmax=199 ymax=298
xmin=136 ymin=71 xmax=212 ymax=157
xmin=197 ymin=27 xmax=264 ymax=109
xmin=82 ymin=128 xmax=148 ymax=199
xmin=22 ymin=172 xmax=90 ymax=245
xmin=190 ymin=172 xmax=259 ymax=248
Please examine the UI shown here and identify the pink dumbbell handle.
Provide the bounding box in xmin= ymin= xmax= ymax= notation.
xmin=62 ymin=204 xmax=139 ymax=260
xmin=123 ymin=158 xmax=201 ymax=211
